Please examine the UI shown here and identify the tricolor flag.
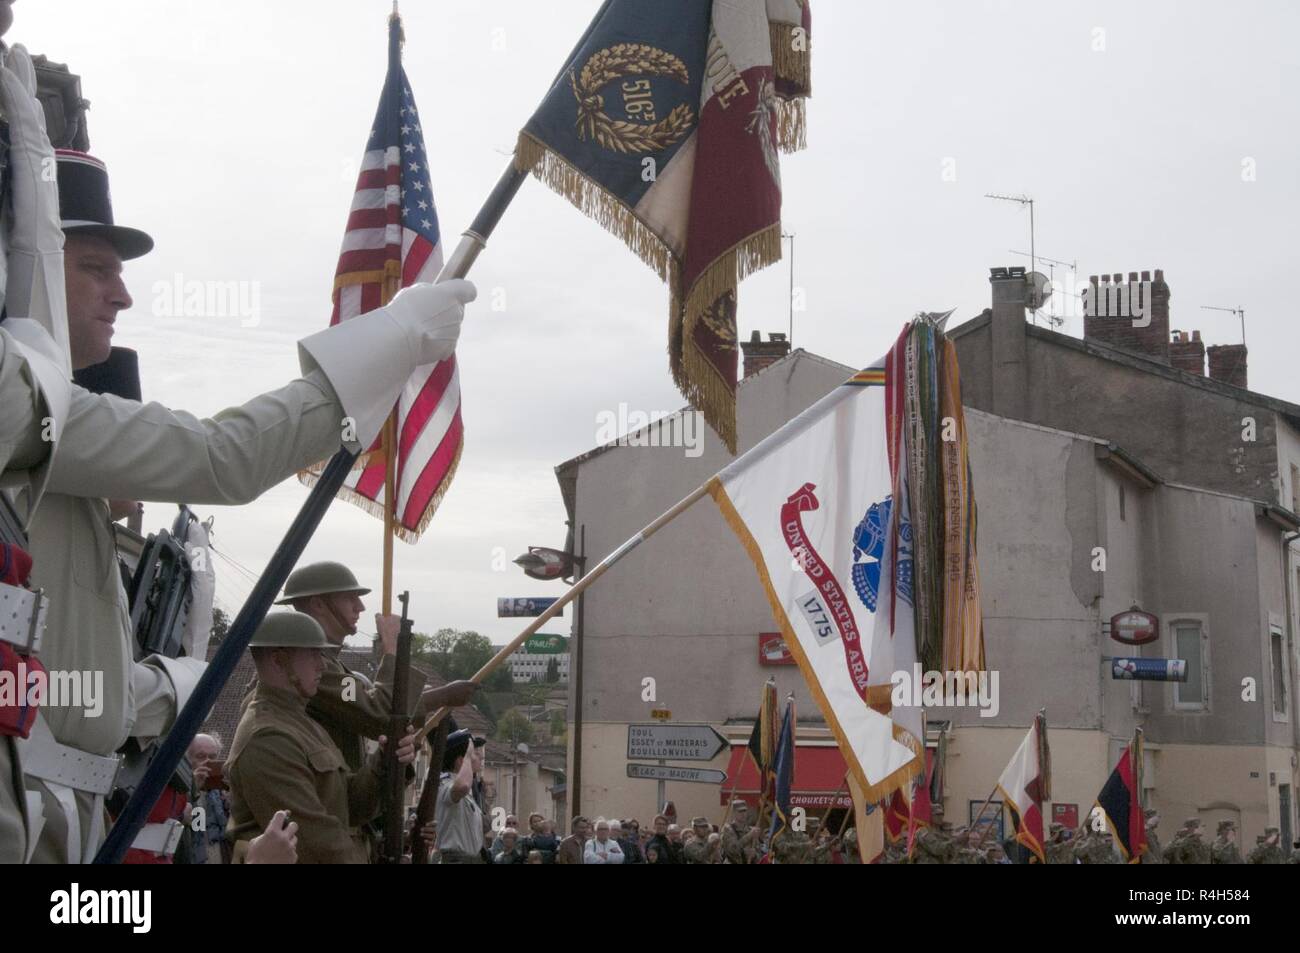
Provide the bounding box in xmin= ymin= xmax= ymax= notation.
xmin=1095 ymin=731 xmax=1147 ymax=863
xmin=746 ymin=678 xmax=779 ymax=803
xmin=708 ymin=363 xmax=921 ymax=802
xmin=301 ymin=11 xmax=459 ymax=540
xmin=515 ymin=0 xmax=812 ymax=452
xmin=995 ymin=712 xmax=1051 ymax=863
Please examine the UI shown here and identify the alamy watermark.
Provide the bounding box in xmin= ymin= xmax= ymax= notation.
xmin=1051 ymin=274 xmax=1158 ymax=327
xmin=0 ymin=665 xmax=104 ymax=717
xmin=890 ymin=663 xmax=1000 ymax=718
xmin=152 ymin=273 xmax=261 ymax=328
xmin=595 ymin=403 xmax=704 ymax=458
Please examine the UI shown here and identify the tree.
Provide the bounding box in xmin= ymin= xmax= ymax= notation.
xmin=550 ymin=710 xmax=567 ymax=742
xmin=545 ymin=657 xmax=559 ymax=683
xmin=495 ymin=709 xmax=534 ymax=746
xmin=209 ymin=606 xmax=230 ymax=646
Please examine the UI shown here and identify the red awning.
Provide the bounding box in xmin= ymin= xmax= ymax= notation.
xmin=721 ymin=744 xmax=851 ymax=809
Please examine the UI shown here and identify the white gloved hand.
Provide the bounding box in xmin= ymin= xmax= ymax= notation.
xmin=297 ymin=278 xmax=477 ymax=450
xmin=181 ymin=516 xmax=216 ymax=660
xmin=0 ymin=44 xmax=71 ymax=377
xmin=384 ymin=279 xmax=476 ymax=366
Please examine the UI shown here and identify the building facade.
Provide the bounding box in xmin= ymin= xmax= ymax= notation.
xmin=554 ymin=296 xmax=1300 ymax=850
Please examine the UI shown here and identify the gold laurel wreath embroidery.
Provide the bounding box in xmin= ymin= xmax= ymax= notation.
xmin=568 ymin=43 xmax=695 ymax=154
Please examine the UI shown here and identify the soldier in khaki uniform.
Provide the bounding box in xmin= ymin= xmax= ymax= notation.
xmin=273 ymin=561 xmax=477 ymax=771
xmin=273 ymin=561 xmax=477 ymax=859
xmin=682 ymin=816 xmax=719 ymax=864
xmin=1210 ymin=819 xmax=1242 ymax=864
xmin=226 ymin=613 xmax=416 ymax=864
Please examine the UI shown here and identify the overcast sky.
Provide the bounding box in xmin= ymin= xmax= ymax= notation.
xmin=17 ymin=0 xmax=1299 ymax=643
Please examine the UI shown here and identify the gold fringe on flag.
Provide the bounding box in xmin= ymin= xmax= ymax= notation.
xmin=671 ymin=224 xmax=784 ymax=453
xmin=708 ymin=476 xmax=921 ymax=803
xmin=774 ymin=97 xmax=807 ymax=153
xmin=768 ymin=20 xmax=812 ymax=99
xmin=296 ymin=440 xmax=462 ymax=546
xmin=514 ymin=132 xmax=676 ymax=283
xmin=517 ymin=131 xmax=786 ymax=455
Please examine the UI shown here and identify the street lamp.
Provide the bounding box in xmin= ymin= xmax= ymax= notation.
xmin=513 ymin=546 xmax=581 ymax=581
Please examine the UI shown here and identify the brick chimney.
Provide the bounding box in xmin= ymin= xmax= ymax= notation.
xmin=1083 ymin=268 xmax=1170 ymax=363
xmin=1206 ymin=344 xmax=1248 ymax=389
xmin=740 ymin=331 xmax=791 ymax=378
xmin=1169 ymin=329 xmax=1205 ymax=376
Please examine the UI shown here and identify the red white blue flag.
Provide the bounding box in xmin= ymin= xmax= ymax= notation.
xmin=302 ymin=11 xmax=458 ymax=540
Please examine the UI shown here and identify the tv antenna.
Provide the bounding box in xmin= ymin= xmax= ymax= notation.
xmin=986 ymin=193 xmax=1037 ymax=322
xmin=1010 ymin=249 xmax=1075 ymax=326
xmin=1199 ymin=305 xmax=1246 ymax=347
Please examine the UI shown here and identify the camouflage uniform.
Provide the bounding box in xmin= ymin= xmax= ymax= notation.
xmin=720 ymin=819 xmax=761 ymax=865
xmin=953 ymin=827 xmax=989 ymax=864
xmin=1246 ymin=828 xmax=1285 ymax=864
xmin=1164 ymin=819 xmax=1211 ymax=864
xmin=771 ymin=830 xmax=814 ymax=864
xmin=912 ymin=823 xmax=957 ymax=864
xmin=840 ymin=826 xmax=862 ymax=864
xmin=1210 ymin=820 xmax=1242 ymax=864
xmin=1045 ymin=824 xmax=1075 ymax=864
xmin=1073 ymin=829 xmax=1119 ymax=864
xmin=1140 ymin=810 xmax=1163 ymax=864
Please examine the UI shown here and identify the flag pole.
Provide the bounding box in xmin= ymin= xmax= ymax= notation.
xmin=416 ymin=480 xmax=711 ymax=742
xmin=970 ymin=785 xmax=1001 ymax=848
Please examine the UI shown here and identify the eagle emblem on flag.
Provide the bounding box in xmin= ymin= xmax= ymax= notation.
xmin=852 ymin=497 xmax=913 ymax=613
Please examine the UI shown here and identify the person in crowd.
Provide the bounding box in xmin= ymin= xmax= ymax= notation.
xmin=584 ymin=818 xmax=625 ymax=864
xmin=557 ymin=815 xmax=588 ymax=864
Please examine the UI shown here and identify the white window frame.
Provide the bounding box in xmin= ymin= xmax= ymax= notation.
xmin=1166 ymin=614 xmax=1210 ymax=712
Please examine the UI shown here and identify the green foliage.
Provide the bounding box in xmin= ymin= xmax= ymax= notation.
xmin=209 ymin=606 xmax=230 ymax=646
xmin=413 ymin=628 xmax=497 ymax=681
xmin=545 ymin=657 xmax=559 ymax=683
xmin=550 ymin=710 xmax=567 ymax=740
xmin=495 ymin=709 xmax=534 ymax=745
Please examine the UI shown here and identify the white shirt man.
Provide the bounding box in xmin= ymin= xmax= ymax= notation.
xmin=584 ymin=820 xmax=625 ymax=864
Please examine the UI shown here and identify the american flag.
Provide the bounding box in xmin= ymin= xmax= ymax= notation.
xmin=305 ymin=13 xmax=461 ymax=540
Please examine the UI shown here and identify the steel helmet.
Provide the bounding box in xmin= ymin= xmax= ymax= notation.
xmin=248 ymin=612 xmax=340 ymax=650
xmin=275 ymin=561 xmax=371 ymax=604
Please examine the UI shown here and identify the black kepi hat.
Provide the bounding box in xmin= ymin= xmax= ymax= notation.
xmin=56 ymin=149 xmax=154 ymax=260
xmin=442 ymin=729 xmax=486 ymax=771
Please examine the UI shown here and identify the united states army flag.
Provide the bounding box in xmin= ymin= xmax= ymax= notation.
xmin=707 ymin=366 xmax=920 ymax=801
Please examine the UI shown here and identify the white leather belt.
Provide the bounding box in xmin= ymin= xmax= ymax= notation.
xmin=0 ymin=582 xmax=46 ymax=654
xmin=132 ymin=819 xmax=185 ymax=857
xmin=17 ymin=713 xmax=120 ymax=796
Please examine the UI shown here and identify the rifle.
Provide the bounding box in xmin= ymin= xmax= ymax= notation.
xmin=126 ymin=505 xmax=197 ymax=660
xmin=379 ymin=590 xmax=414 ymax=864
xmin=111 ymin=505 xmax=200 ymax=819
xmin=409 ymin=717 xmax=450 ymax=864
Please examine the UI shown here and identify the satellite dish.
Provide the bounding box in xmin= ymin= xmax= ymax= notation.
xmin=1026 ymin=271 xmax=1052 ymax=311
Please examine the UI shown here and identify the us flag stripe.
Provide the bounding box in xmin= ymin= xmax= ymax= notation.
xmin=302 ymin=15 xmax=459 ymax=540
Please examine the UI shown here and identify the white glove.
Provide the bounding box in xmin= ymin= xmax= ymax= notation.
xmin=297 ymin=279 xmax=476 ymax=450
xmin=385 ymin=279 xmax=476 ymax=366
xmin=0 ymin=44 xmax=71 ymax=377
xmin=182 ymin=516 xmax=216 ymax=660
